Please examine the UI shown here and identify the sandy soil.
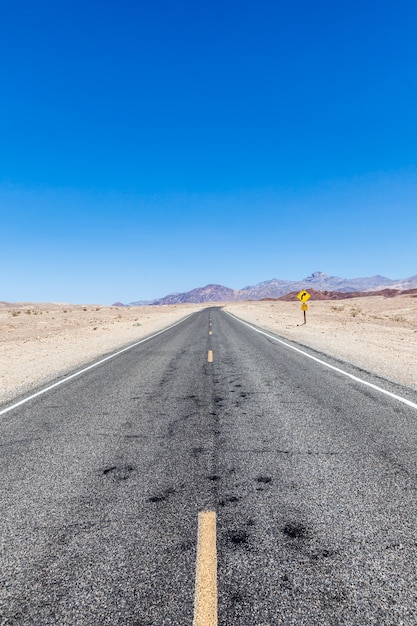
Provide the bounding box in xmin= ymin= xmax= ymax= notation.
xmin=0 ymin=302 xmax=205 ymax=404
xmin=1 ymin=295 xmax=416 ymax=406
xmin=225 ymin=295 xmax=417 ymax=391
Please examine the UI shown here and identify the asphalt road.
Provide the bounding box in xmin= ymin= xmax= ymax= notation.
xmin=1 ymin=307 xmax=417 ymax=625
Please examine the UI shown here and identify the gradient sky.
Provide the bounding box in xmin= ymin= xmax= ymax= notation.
xmin=1 ymin=1 xmax=417 ymax=304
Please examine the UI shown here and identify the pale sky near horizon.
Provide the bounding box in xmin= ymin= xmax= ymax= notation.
xmin=1 ymin=1 xmax=417 ymax=304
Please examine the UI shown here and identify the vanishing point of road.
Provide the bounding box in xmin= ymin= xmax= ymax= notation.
xmin=1 ymin=307 xmax=417 ymax=625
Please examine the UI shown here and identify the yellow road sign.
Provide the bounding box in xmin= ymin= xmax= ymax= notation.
xmin=297 ymin=290 xmax=311 ymax=302
xmin=301 ymin=303 xmax=308 ymax=311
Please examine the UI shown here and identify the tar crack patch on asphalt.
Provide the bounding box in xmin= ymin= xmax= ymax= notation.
xmin=282 ymin=522 xmax=307 ymax=539
xmin=148 ymin=486 xmax=176 ymax=503
xmin=102 ymin=465 xmax=135 ymax=480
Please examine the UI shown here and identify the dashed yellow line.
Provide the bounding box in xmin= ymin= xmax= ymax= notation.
xmin=208 ymin=350 xmax=213 ymax=363
xmin=193 ymin=511 xmax=218 ymax=626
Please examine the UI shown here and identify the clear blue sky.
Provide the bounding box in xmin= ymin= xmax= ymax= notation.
xmin=1 ymin=1 xmax=416 ymax=304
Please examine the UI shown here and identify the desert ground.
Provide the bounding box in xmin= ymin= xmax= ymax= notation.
xmin=0 ymin=302 xmax=205 ymax=404
xmin=225 ymin=295 xmax=417 ymax=391
xmin=1 ymin=294 xmax=416 ymax=405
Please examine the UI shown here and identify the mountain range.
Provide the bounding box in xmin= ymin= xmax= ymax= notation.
xmin=116 ymin=271 xmax=417 ymax=306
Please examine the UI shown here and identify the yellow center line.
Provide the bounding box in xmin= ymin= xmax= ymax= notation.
xmin=193 ymin=511 xmax=218 ymax=626
xmin=207 ymin=350 xmax=213 ymax=363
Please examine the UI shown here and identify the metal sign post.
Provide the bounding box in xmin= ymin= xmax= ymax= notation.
xmin=301 ymin=302 xmax=308 ymax=324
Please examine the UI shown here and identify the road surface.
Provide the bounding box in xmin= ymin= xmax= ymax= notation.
xmin=1 ymin=307 xmax=417 ymax=625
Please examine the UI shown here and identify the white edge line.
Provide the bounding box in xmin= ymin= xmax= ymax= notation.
xmin=225 ymin=311 xmax=417 ymax=411
xmin=0 ymin=314 xmax=194 ymax=417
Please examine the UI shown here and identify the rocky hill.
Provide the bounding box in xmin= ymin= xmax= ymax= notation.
xmin=151 ymin=284 xmax=239 ymax=305
xmin=276 ymin=287 xmax=417 ymax=301
xmin=115 ymin=271 xmax=417 ymax=305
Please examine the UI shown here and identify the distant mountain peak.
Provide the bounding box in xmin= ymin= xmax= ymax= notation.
xmin=304 ymin=271 xmax=329 ymax=280
xmin=307 ymin=271 xmax=329 ymax=278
